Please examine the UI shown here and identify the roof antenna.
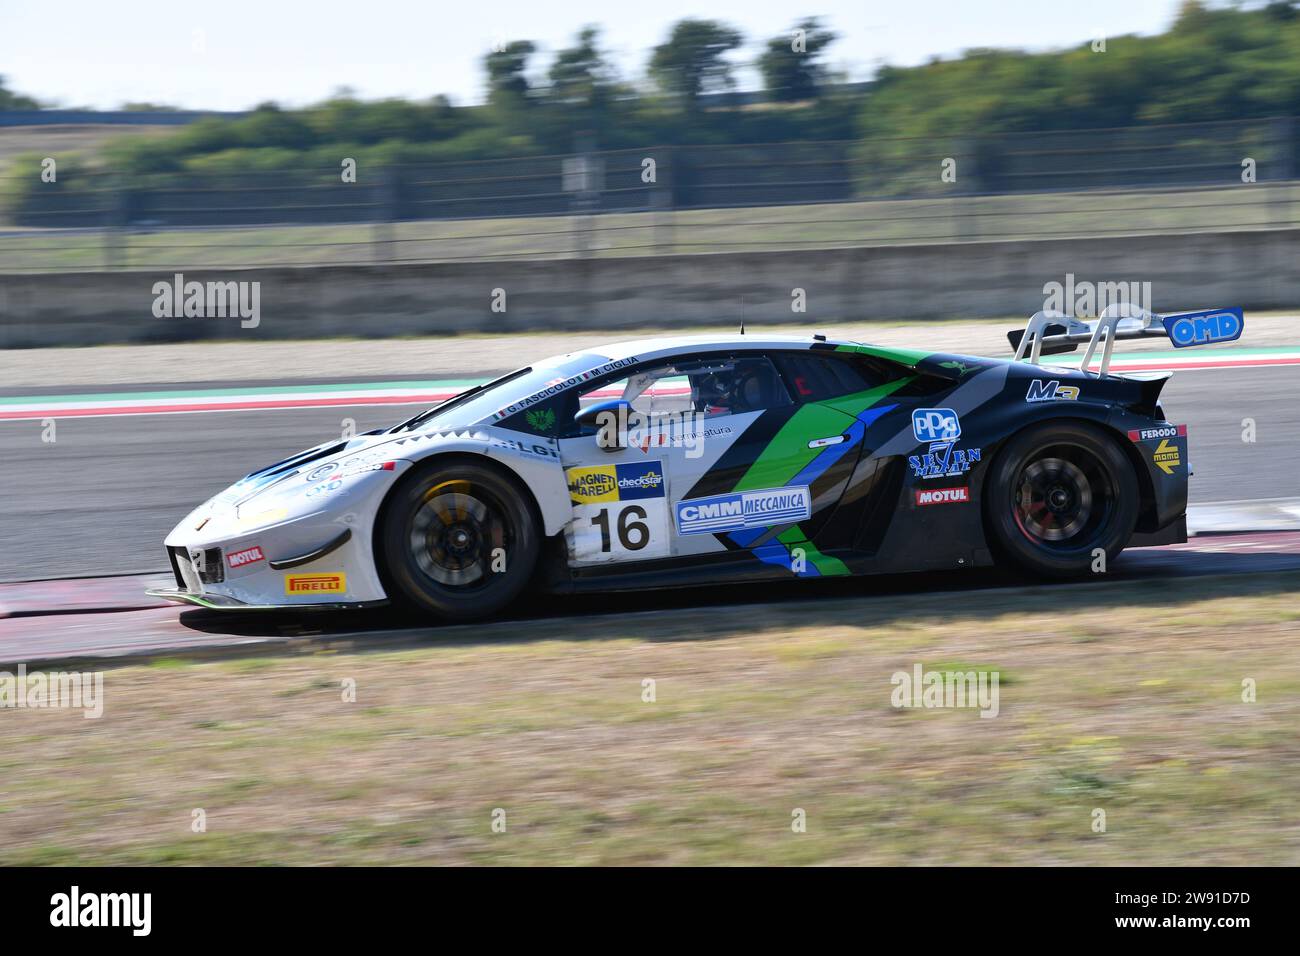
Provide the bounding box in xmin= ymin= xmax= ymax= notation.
xmin=739 ymin=295 xmax=745 ymax=335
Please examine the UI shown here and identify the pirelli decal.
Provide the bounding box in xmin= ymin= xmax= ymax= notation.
xmin=285 ymin=573 xmax=346 ymax=595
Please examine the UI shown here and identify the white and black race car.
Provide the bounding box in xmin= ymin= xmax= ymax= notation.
xmin=151 ymin=304 xmax=1242 ymax=620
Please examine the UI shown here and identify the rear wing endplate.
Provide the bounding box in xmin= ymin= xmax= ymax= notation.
xmin=1007 ymin=305 xmax=1243 ymax=378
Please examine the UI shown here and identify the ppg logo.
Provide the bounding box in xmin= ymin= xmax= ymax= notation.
xmin=912 ymin=408 xmax=962 ymax=443
xmin=1162 ymin=308 xmax=1243 ymax=348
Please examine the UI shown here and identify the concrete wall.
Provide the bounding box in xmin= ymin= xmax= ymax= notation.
xmin=3 ymin=229 xmax=1298 ymax=348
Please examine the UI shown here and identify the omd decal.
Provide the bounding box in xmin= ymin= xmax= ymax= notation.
xmin=1162 ymin=308 xmax=1244 ymax=348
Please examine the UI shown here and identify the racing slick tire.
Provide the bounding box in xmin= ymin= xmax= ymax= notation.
xmin=378 ymin=457 xmax=541 ymax=621
xmin=984 ymin=421 xmax=1138 ymax=578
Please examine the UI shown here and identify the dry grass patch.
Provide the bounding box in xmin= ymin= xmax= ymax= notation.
xmin=1 ymin=571 xmax=1296 ymax=865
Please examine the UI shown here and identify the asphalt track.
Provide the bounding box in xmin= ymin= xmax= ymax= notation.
xmin=0 ymin=531 xmax=1298 ymax=667
xmin=0 ymin=361 xmax=1298 ymax=665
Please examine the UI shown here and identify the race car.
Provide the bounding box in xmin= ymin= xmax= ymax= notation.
xmin=150 ymin=303 xmax=1244 ymax=621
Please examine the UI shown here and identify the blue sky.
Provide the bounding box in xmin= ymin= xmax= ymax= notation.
xmin=2 ymin=0 xmax=1185 ymax=111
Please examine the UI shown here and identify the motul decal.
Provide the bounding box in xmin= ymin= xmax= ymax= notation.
xmin=915 ymin=487 xmax=970 ymax=505
xmin=226 ymin=545 xmax=265 ymax=568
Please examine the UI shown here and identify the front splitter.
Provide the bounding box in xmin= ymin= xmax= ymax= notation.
xmin=146 ymin=587 xmax=388 ymax=612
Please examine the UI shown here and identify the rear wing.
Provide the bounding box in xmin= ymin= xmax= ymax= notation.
xmin=1007 ymin=304 xmax=1244 ymax=378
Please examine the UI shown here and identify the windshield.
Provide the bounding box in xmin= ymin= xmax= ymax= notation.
xmin=394 ymin=352 xmax=613 ymax=432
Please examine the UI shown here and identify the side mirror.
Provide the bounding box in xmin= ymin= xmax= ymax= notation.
xmin=574 ymin=399 xmax=632 ymax=451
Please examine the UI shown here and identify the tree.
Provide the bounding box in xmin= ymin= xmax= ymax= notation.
xmin=759 ymin=18 xmax=838 ymax=102
xmin=0 ymin=76 xmax=40 ymax=111
xmin=485 ymin=41 xmax=537 ymax=110
xmin=549 ymin=27 xmax=614 ymax=108
xmin=649 ymin=19 xmax=743 ymax=108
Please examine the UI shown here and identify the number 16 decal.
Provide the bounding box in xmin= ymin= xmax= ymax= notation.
xmin=591 ymin=505 xmax=651 ymax=552
xmin=564 ymin=460 xmax=671 ymax=563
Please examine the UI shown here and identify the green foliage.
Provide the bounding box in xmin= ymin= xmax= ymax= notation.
xmin=6 ymin=4 xmax=1300 ymax=224
xmin=648 ymin=19 xmax=743 ymax=107
xmin=485 ymin=41 xmax=537 ymax=110
xmin=758 ymin=18 xmax=838 ymax=102
xmin=0 ymin=75 xmax=41 ymax=110
xmin=858 ymin=0 xmax=1300 ymax=140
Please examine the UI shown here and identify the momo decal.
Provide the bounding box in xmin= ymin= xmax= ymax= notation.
xmin=1151 ymin=439 xmax=1182 ymax=475
xmin=675 ymin=486 xmax=811 ymax=536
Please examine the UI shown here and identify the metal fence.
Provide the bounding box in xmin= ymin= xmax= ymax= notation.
xmin=1 ymin=116 xmax=1297 ymax=272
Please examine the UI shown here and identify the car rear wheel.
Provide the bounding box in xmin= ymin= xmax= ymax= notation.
xmin=379 ymin=459 xmax=540 ymax=621
xmin=984 ymin=422 xmax=1138 ymax=577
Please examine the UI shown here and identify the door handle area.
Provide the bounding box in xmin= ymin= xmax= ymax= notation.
xmin=808 ymin=435 xmax=846 ymax=448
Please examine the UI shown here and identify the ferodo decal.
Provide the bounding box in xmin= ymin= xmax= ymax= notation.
xmin=285 ymin=573 xmax=346 ymax=595
xmin=226 ymin=545 xmax=265 ymax=568
xmin=1128 ymin=424 xmax=1187 ymax=442
xmin=1128 ymin=424 xmax=1187 ymax=475
xmin=915 ymin=487 xmax=969 ymax=505
xmin=676 ymin=486 xmax=811 ymax=536
xmin=1025 ymin=379 xmax=1080 ymax=402
xmin=566 ymin=461 xmax=670 ymax=563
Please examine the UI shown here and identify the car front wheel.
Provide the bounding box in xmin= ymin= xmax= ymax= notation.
xmin=379 ymin=459 xmax=540 ymax=621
